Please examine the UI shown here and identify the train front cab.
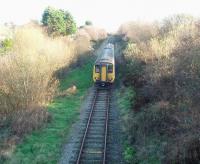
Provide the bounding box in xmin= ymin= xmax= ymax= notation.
xmin=93 ymin=63 xmax=115 ymax=86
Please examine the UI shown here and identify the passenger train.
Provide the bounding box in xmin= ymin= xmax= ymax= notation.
xmin=93 ymin=43 xmax=115 ymax=86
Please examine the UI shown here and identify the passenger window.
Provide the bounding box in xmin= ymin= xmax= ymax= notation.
xmin=95 ymin=65 xmax=100 ymax=73
xmin=108 ymin=65 xmax=113 ymax=73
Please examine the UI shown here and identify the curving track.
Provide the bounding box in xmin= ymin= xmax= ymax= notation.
xmin=76 ymin=88 xmax=111 ymax=164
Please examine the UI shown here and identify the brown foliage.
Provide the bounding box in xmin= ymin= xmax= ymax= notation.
xmin=120 ymin=15 xmax=200 ymax=163
xmin=11 ymin=109 xmax=51 ymax=136
xmin=0 ymin=23 xmax=106 ymax=139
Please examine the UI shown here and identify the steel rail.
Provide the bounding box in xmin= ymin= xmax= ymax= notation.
xmin=76 ymin=89 xmax=98 ymax=164
xmin=103 ymin=89 xmax=110 ymax=164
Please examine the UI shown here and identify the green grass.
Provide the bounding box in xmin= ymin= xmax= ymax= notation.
xmin=117 ymin=86 xmax=161 ymax=164
xmin=6 ymin=59 xmax=94 ymax=164
xmin=123 ymin=144 xmax=136 ymax=163
xmin=116 ymin=87 xmax=136 ymax=163
xmin=117 ymin=87 xmax=135 ymax=113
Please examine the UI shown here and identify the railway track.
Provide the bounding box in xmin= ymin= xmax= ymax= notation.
xmin=75 ymin=88 xmax=111 ymax=164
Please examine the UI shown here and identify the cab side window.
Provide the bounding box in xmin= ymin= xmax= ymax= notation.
xmin=108 ymin=64 xmax=113 ymax=73
xmin=95 ymin=65 xmax=100 ymax=73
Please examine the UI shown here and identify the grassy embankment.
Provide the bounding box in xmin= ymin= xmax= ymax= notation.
xmin=117 ymin=87 xmax=136 ymax=162
xmin=6 ymin=58 xmax=94 ymax=164
xmin=117 ymin=87 xmax=160 ymax=164
xmin=0 ymin=23 xmax=106 ymax=163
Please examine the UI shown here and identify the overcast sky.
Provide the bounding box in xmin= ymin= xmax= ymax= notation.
xmin=0 ymin=0 xmax=200 ymax=32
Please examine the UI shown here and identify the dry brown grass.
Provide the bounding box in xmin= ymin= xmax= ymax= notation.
xmin=120 ymin=15 xmax=200 ymax=163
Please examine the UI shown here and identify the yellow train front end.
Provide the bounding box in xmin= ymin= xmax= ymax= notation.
xmin=93 ymin=43 xmax=115 ymax=86
xmin=93 ymin=63 xmax=115 ymax=86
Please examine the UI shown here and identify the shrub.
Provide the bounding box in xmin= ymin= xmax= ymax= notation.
xmin=124 ymin=146 xmax=136 ymax=163
xmin=0 ymin=22 xmax=106 ymax=161
xmin=1 ymin=38 xmax=13 ymax=50
xmin=119 ymin=15 xmax=200 ymax=163
xmin=0 ymin=22 xmax=106 ymax=127
xmin=118 ymin=21 xmax=158 ymax=43
xmin=0 ymin=26 xmax=75 ymax=115
xmin=85 ymin=20 xmax=92 ymax=26
xmin=0 ymin=22 xmax=105 ymax=116
xmin=11 ymin=109 xmax=51 ymax=136
xmin=74 ymin=29 xmax=92 ymax=55
xmin=78 ymin=26 xmax=107 ymax=41
xmin=72 ymin=26 xmax=107 ymax=66
xmin=0 ymin=38 xmax=13 ymax=54
xmin=42 ymin=6 xmax=77 ymax=36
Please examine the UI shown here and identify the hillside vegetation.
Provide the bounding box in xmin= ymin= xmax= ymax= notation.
xmin=0 ymin=20 xmax=106 ymax=161
xmin=6 ymin=59 xmax=94 ymax=164
xmin=118 ymin=15 xmax=200 ymax=163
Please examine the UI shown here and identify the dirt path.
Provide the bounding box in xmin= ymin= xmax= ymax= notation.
xmin=59 ymin=37 xmax=124 ymax=164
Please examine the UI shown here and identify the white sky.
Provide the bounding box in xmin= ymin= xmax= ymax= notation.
xmin=0 ymin=0 xmax=200 ymax=32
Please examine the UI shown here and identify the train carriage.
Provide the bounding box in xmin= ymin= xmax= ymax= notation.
xmin=93 ymin=43 xmax=115 ymax=86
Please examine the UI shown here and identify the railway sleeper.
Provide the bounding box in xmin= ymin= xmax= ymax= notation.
xmin=85 ymin=135 xmax=104 ymax=140
xmin=90 ymin=116 xmax=106 ymax=120
xmin=90 ymin=120 xmax=105 ymax=123
xmin=94 ymin=103 xmax=107 ymax=106
xmin=88 ymin=128 xmax=105 ymax=132
xmin=79 ymin=160 xmax=103 ymax=164
xmin=87 ymin=131 xmax=105 ymax=135
xmin=91 ymin=115 xmax=106 ymax=119
xmin=84 ymin=143 xmax=104 ymax=149
xmin=81 ymin=153 xmax=103 ymax=160
xmin=90 ymin=122 xmax=105 ymax=126
xmin=82 ymin=147 xmax=103 ymax=153
xmin=84 ymin=139 xmax=104 ymax=144
xmin=85 ymin=111 xmax=106 ymax=115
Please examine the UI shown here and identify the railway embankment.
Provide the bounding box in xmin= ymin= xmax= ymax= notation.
xmin=2 ymin=37 xmax=107 ymax=163
xmin=0 ymin=23 xmax=107 ymax=164
xmin=5 ymin=57 xmax=94 ymax=164
xmin=117 ymin=16 xmax=200 ymax=163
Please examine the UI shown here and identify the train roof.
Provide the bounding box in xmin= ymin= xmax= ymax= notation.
xmin=95 ymin=43 xmax=115 ymax=64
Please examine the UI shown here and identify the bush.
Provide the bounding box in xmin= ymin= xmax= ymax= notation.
xmin=0 ymin=38 xmax=13 ymax=54
xmin=1 ymin=38 xmax=13 ymax=50
xmin=0 ymin=22 xmax=107 ymax=161
xmin=71 ymin=26 xmax=107 ymax=65
xmin=0 ymin=26 xmax=75 ymax=115
xmin=77 ymin=26 xmax=107 ymax=41
xmin=42 ymin=6 xmax=77 ymax=36
xmin=0 ymin=21 xmax=107 ymax=137
xmin=118 ymin=21 xmax=158 ymax=43
xmin=0 ymin=23 xmax=104 ymax=116
xmin=85 ymin=20 xmax=92 ymax=26
xmin=124 ymin=146 xmax=136 ymax=163
xmin=11 ymin=109 xmax=50 ymax=136
xmin=119 ymin=15 xmax=200 ymax=163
